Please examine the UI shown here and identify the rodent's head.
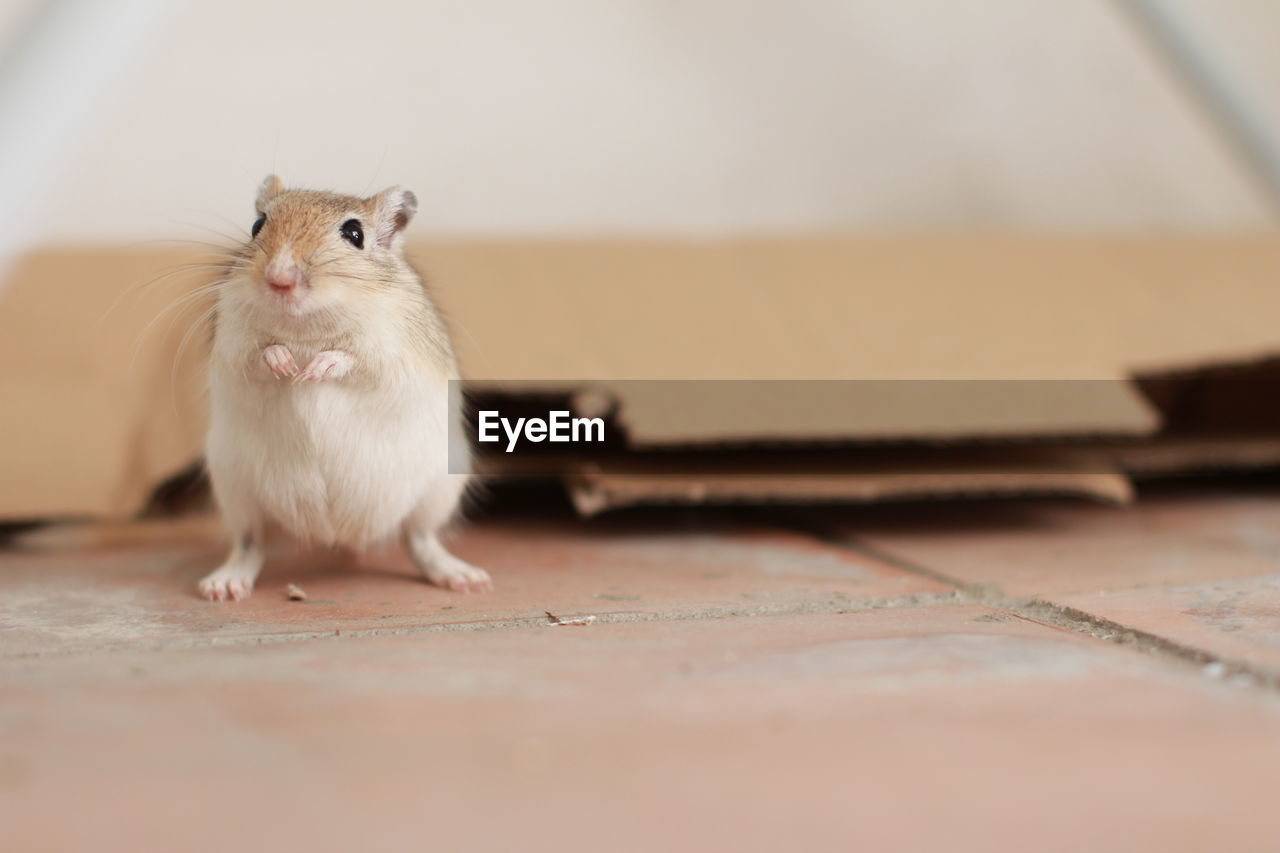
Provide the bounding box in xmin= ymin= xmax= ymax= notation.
xmin=233 ymin=175 xmax=419 ymax=318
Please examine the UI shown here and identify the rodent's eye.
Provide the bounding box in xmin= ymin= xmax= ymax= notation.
xmin=339 ymin=219 xmax=364 ymax=250
xmin=251 ymin=215 xmax=266 ymax=239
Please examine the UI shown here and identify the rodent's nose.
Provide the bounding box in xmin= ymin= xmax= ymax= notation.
xmin=265 ymin=264 xmax=305 ymax=293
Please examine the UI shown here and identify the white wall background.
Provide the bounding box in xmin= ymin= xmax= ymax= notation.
xmin=2 ymin=0 xmax=1279 ymax=246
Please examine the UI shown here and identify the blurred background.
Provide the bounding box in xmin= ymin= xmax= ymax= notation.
xmin=1 ymin=0 xmax=1279 ymax=267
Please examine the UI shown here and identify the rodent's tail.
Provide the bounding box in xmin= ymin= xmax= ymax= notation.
xmin=8 ymin=515 xmax=222 ymax=551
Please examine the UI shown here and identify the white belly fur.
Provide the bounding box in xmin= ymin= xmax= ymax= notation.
xmin=207 ymin=370 xmax=454 ymax=549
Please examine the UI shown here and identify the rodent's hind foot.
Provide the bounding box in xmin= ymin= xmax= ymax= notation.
xmin=428 ymin=556 xmax=493 ymax=594
xmin=405 ymin=530 xmax=493 ymax=594
xmin=198 ymin=567 xmax=255 ymax=602
xmin=199 ymin=535 xmax=265 ymax=602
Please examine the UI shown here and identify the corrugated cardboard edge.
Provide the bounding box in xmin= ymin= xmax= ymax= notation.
xmin=562 ymin=435 xmax=1280 ymax=516
xmin=1091 ymin=435 xmax=1280 ymax=477
xmin=566 ymin=463 xmax=1134 ymax=517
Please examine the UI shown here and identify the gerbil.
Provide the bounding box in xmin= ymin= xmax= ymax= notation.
xmin=198 ymin=175 xmax=490 ymax=601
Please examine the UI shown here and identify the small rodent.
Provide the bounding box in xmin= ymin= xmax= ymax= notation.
xmin=198 ymin=175 xmax=490 ymax=601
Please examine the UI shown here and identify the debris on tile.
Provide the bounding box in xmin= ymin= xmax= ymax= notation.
xmin=1202 ymin=661 xmax=1227 ymax=679
xmin=286 ymin=583 xmax=308 ymax=601
xmin=545 ymin=610 xmax=597 ymax=627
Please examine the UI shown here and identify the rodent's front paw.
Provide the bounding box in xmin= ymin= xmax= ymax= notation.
xmin=262 ymin=344 xmax=298 ymax=379
xmin=294 ymin=350 xmax=355 ymax=384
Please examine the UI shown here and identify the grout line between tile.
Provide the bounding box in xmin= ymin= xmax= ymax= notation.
xmin=0 ymin=591 xmax=971 ymax=661
xmin=798 ymin=524 xmax=1280 ymax=693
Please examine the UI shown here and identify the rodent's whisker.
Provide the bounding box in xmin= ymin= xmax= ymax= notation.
xmin=132 ymin=237 xmax=237 ymax=251
xmin=170 ymin=301 xmax=219 ymax=408
xmin=315 ymin=270 xmax=401 ymax=286
xmin=164 ymin=221 xmax=251 ymax=246
xmin=116 ymin=284 xmax=219 ymax=353
xmin=129 ymin=280 xmax=228 ymax=371
xmin=98 ymin=257 xmax=239 ymax=328
xmin=202 ymin=214 xmax=252 ymax=242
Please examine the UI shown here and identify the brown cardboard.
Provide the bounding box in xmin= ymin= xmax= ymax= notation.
xmin=1088 ymin=435 xmax=1280 ymax=478
xmin=0 ymin=249 xmax=208 ymax=519
xmin=424 ymin=237 xmax=1280 ymax=382
xmin=429 ymin=236 xmax=1280 ymax=446
xmin=4 ymin=237 xmax=1280 ymax=519
xmin=562 ymin=380 xmax=1157 ymax=445
xmin=560 ymin=436 xmax=1280 ymax=516
xmin=565 ymin=455 xmax=1135 ymax=516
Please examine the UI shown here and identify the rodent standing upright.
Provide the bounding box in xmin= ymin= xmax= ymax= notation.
xmin=199 ymin=175 xmax=490 ymax=601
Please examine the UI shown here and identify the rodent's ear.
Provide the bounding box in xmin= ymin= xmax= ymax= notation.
xmin=370 ymin=187 xmax=418 ymax=250
xmin=256 ymin=175 xmax=284 ymax=211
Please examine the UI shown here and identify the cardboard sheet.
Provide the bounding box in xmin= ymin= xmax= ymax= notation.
xmin=566 ymin=458 xmax=1134 ymax=516
xmin=560 ymin=437 xmax=1280 ymax=516
xmin=0 ymin=249 xmax=207 ymax=518
xmin=4 ymin=237 xmax=1280 ymax=519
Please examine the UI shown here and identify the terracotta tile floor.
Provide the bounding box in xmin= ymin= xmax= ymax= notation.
xmin=4 ymin=486 xmax=1280 ymax=852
